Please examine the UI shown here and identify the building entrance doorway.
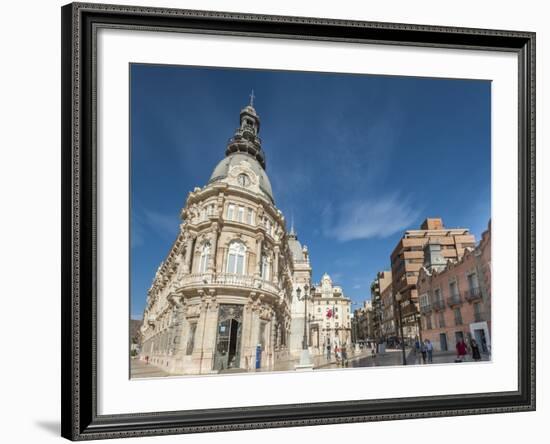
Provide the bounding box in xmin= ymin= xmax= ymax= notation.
xmin=474 ymin=328 xmax=488 ymax=353
xmin=214 ymin=304 xmax=243 ymax=371
xmin=439 ymin=333 xmax=448 ymax=351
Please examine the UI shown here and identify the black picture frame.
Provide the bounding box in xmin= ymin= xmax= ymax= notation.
xmin=61 ymin=2 xmax=536 ymax=440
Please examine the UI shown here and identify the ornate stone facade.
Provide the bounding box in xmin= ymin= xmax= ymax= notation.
xmin=308 ymin=273 xmax=352 ymax=351
xmin=139 ymin=100 xmax=317 ymax=374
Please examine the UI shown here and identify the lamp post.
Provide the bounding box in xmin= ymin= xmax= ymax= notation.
xmin=350 ymin=301 xmax=358 ymax=347
xmin=303 ymin=285 xmax=309 ymax=350
xmin=295 ymin=284 xmax=315 ymax=370
xmin=416 ymin=312 xmax=423 ymax=343
xmin=395 ymin=291 xmax=407 ymax=365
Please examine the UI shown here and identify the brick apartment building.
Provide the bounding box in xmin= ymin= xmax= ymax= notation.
xmin=417 ymin=221 xmax=491 ymax=353
xmin=390 ymin=218 xmax=477 ymax=341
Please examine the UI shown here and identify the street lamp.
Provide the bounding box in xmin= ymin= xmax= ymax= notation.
xmin=304 ymin=284 xmax=309 ymax=350
xmin=295 ymin=284 xmax=315 ymax=370
xmin=395 ymin=291 xmax=407 ymax=365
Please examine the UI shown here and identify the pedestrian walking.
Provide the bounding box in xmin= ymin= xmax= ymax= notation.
xmin=415 ymin=338 xmax=421 ymax=356
xmin=145 ymin=355 xmax=149 ymax=365
xmin=425 ymin=339 xmax=433 ymax=363
xmin=456 ymin=338 xmax=468 ymax=362
xmin=326 ymin=342 xmax=332 ymax=360
xmin=341 ymin=344 xmax=348 ymax=367
xmin=334 ymin=345 xmax=341 ymax=364
xmin=420 ymin=342 xmax=428 ymax=364
xmin=470 ymin=339 xmax=482 ymax=361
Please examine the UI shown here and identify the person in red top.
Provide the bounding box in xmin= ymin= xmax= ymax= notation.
xmin=456 ymin=339 xmax=468 ymax=362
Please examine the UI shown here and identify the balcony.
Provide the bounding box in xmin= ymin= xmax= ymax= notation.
xmin=420 ymin=304 xmax=432 ymax=314
xmin=464 ymin=287 xmax=483 ymax=302
xmin=401 ymin=303 xmax=419 ymax=318
xmin=432 ymin=299 xmax=446 ymax=311
xmin=179 ymin=272 xmax=281 ymax=296
xmin=447 ymin=294 xmax=463 ymax=307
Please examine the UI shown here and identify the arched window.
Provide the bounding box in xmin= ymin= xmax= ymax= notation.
xmin=226 ymin=241 xmax=246 ymax=275
xmin=198 ymin=243 xmax=210 ymax=273
xmin=261 ymin=254 xmax=270 ymax=281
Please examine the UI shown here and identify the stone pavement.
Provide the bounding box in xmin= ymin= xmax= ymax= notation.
xmin=130 ymin=347 xmax=491 ymax=378
xmin=262 ymin=349 xmax=374 ymax=372
xmin=408 ymin=349 xmax=491 ymax=365
xmin=334 ymin=348 xmax=415 ymax=369
xmin=130 ymin=358 xmax=171 ymax=379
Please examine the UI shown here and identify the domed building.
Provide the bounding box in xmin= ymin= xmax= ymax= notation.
xmin=140 ymin=98 xmax=301 ymax=375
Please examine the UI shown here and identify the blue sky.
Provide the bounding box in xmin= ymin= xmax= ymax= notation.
xmin=130 ymin=64 xmax=491 ymax=319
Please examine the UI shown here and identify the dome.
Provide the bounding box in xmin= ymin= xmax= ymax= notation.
xmin=288 ymin=236 xmax=305 ymax=261
xmin=208 ymin=153 xmax=274 ymax=202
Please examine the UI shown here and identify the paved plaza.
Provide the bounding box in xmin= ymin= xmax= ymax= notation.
xmin=130 ymin=358 xmax=171 ymax=378
xmin=131 ymin=346 xmax=491 ymax=379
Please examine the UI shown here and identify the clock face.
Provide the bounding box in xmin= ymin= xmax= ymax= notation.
xmin=237 ymin=173 xmax=250 ymax=187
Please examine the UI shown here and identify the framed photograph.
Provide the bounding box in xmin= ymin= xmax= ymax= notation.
xmin=61 ymin=2 xmax=536 ymax=440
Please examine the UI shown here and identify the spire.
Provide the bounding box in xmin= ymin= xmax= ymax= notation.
xmin=225 ymin=93 xmax=266 ymax=169
xmin=288 ymin=213 xmax=297 ymax=238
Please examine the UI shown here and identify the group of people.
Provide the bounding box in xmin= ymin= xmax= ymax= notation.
xmin=414 ymin=339 xmax=435 ymax=364
xmin=455 ymin=338 xmax=482 ymax=362
xmin=414 ymin=337 xmax=483 ymax=364
xmin=325 ymin=342 xmax=349 ymax=366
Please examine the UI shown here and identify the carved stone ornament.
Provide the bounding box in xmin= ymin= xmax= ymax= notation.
xmin=218 ymin=303 xmax=244 ymax=323
xmin=185 ymin=304 xmax=201 ymax=318
xmin=227 ymin=161 xmax=259 ymax=189
xmin=259 ymin=304 xmax=273 ymax=320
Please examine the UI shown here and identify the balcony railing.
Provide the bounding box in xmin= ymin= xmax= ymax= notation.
xmin=179 ymin=272 xmax=281 ymax=295
xmin=447 ymin=294 xmax=463 ymax=307
xmin=464 ymin=287 xmax=483 ymax=302
xmin=432 ymin=299 xmax=446 ymax=311
xmin=401 ymin=303 xmax=419 ymax=318
xmin=420 ymin=304 xmax=432 ymax=314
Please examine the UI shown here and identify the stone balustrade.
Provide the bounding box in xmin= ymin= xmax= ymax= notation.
xmin=178 ymin=272 xmax=281 ymax=295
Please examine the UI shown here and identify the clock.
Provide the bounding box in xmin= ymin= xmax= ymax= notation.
xmin=237 ymin=173 xmax=250 ymax=187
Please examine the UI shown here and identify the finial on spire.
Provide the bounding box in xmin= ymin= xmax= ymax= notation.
xmin=289 ymin=213 xmax=296 ymax=236
xmin=249 ymin=89 xmax=255 ymax=107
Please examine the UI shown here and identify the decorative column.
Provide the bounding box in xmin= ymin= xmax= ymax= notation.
xmin=208 ymin=223 xmax=219 ymax=273
xmin=183 ymin=233 xmax=195 ymax=274
xmin=243 ymin=292 xmax=258 ymax=370
xmin=216 ymin=193 xmax=225 ymax=219
xmin=243 ymin=299 xmax=252 ymax=370
xmin=167 ymin=295 xmax=186 ymax=372
xmin=255 ymin=234 xmax=264 ymax=277
xmin=199 ymin=290 xmax=219 ymax=373
xmin=269 ymin=314 xmax=276 ymax=368
xmin=272 ymin=245 xmax=280 ymax=284
xmin=190 ymin=290 xmax=210 ymax=374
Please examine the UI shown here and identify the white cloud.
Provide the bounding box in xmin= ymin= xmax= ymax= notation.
xmin=142 ymin=208 xmax=180 ymax=236
xmin=323 ymin=194 xmax=420 ymax=241
xmin=131 ymin=206 xmax=180 ymax=249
